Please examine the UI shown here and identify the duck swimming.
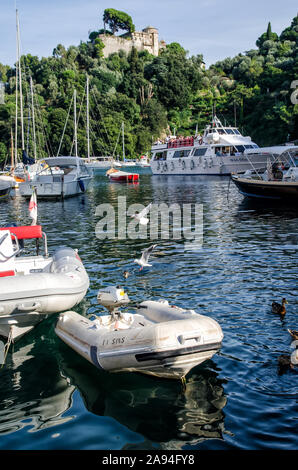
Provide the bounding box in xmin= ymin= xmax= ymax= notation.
xmin=288 ymin=329 xmax=298 ymax=341
xmin=272 ymin=298 xmax=288 ymax=315
xmin=278 ymin=354 xmax=294 ymax=372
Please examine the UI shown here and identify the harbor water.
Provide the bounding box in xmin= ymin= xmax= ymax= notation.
xmin=0 ymin=170 xmax=297 ymax=451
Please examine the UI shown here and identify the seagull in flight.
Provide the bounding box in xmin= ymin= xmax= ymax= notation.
xmin=130 ymin=202 xmax=152 ymax=225
xmin=134 ymin=244 xmax=157 ymax=270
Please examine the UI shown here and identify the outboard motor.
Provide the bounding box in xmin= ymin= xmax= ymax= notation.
xmin=50 ymin=247 xmax=84 ymax=274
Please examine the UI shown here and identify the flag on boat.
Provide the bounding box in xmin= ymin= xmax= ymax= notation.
xmin=29 ymin=187 xmax=37 ymax=225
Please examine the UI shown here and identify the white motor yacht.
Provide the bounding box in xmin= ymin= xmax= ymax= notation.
xmin=150 ymin=116 xmax=269 ymax=176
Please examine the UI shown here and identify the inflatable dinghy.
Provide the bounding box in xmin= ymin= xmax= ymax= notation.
xmin=0 ymin=225 xmax=89 ymax=340
xmin=55 ymin=286 xmax=223 ymax=380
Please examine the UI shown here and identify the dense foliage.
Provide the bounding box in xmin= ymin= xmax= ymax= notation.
xmin=0 ymin=15 xmax=297 ymax=165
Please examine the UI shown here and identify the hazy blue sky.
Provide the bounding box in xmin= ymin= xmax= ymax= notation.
xmin=1 ymin=0 xmax=297 ymax=67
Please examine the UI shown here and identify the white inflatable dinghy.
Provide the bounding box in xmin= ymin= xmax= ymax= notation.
xmin=55 ymin=286 xmax=223 ymax=380
xmin=0 ymin=225 xmax=89 ymax=340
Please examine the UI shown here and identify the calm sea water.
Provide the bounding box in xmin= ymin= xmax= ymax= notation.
xmin=0 ymin=169 xmax=297 ymax=451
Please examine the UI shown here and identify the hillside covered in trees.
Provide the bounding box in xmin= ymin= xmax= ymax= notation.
xmin=0 ymin=13 xmax=297 ymax=164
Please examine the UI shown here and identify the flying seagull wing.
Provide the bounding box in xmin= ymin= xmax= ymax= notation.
xmin=138 ymin=202 xmax=152 ymax=219
xmin=141 ymin=244 xmax=157 ymax=263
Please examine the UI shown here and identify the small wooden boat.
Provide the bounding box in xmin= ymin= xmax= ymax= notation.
xmin=0 ymin=225 xmax=89 ymax=340
xmin=106 ymin=167 xmax=139 ymax=183
xmin=55 ymin=287 xmax=223 ymax=380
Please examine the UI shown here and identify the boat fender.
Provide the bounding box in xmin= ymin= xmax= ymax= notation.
xmin=171 ymin=162 xmax=175 ymax=171
xmin=190 ymin=160 xmax=195 ymax=170
xmin=182 ymin=161 xmax=186 ymax=170
xmin=163 ymin=162 xmax=168 ymax=171
xmin=78 ymin=179 xmax=85 ymax=192
xmin=157 ymin=162 xmax=160 ymax=170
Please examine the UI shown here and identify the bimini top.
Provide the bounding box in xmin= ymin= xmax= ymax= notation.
xmin=44 ymin=156 xmax=86 ymax=167
xmin=245 ymin=145 xmax=298 ymax=156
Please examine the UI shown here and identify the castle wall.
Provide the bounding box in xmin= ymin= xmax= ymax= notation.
xmin=99 ymin=27 xmax=164 ymax=58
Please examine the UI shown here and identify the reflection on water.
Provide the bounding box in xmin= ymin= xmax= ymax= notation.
xmin=57 ymin=343 xmax=227 ymax=448
xmin=0 ymin=172 xmax=297 ymax=450
xmin=0 ymin=325 xmax=74 ymax=436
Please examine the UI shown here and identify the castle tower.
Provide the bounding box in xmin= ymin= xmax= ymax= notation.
xmin=142 ymin=26 xmax=159 ymax=56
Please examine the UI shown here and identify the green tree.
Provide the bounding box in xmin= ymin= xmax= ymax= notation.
xmin=103 ymin=9 xmax=135 ymax=35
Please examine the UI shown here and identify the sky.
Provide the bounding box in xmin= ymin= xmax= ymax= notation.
xmin=0 ymin=0 xmax=297 ymax=68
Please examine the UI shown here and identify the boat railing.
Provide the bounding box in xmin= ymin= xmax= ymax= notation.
xmin=0 ymin=225 xmax=48 ymax=257
xmin=167 ymin=137 xmax=194 ymax=149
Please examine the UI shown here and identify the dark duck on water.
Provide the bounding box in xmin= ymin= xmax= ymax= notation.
xmin=272 ymin=298 xmax=288 ymax=316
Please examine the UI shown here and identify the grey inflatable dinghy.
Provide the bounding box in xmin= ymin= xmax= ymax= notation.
xmin=55 ymin=286 xmax=223 ymax=380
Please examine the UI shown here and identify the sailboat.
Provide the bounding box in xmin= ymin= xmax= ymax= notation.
xmin=18 ymin=88 xmax=92 ymax=198
xmin=114 ymin=122 xmax=136 ymax=167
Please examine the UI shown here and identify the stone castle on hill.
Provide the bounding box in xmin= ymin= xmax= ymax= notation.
xmin=98 ymin=26 xmax=166 ymax=58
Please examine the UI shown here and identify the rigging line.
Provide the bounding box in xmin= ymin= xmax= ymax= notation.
xmin=20 ymin=52 xmax=54 ymax=157
xmin=89 ymin=122 xmax=109 ymax=155
xmin=70 ymin=88 xmax=86 ymax=156
xmin=23 ymin=71 xmax=53 ymax=157
xmin=89 ymin=107 xmax=112 ymax=154
xmin=57 ymin=94 xmax=73 ymax=156
xmin=112 ymin=124 xmax=122 ymax=158
xmin=91 ymin=89 xmax=113 ymax=149
xmin=33 ymin=95 xmax=52 ymax=157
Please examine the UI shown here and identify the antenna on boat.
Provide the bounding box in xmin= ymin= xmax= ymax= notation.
xmin=234 ymin=101 xmax=237 ymax=127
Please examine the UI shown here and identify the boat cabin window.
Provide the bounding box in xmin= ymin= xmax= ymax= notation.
xmin=173 ymin=150 xmax=191 ymax=158
xmin=244 ymin=145 xmax=254 ymax=149
xmin=193 ymin=148 xmax=207 ymax=157
xmin=225 ymin=128 xmax=235 ymax=134
xmin=235 ymin=145 xmax=245 ymax=153
xmin=153 ymin=151 xmax=167 ymax=161
xmin=234 ymin=129 xmax=240 ymax=135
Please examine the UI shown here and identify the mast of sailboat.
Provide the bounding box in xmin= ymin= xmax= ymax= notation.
xmin=16 ymin=9 xmax=25 ymax=155
xmin=74 ymin=88 xmax=78 ymax=157
xmin=86 ymin=76 xmax=90 ymax=161
xmin=30 ymin=76 xmax=37 ymax=160
xmin=10 ymin=128 xmax=14 ymax=168
xmin=14 ymin=12 xmax=18 ymax=167
xmin=122 ymin=121 xmax=125 ymax=161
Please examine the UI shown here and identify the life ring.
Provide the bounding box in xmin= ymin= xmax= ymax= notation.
xmin=190 ymin=160 xmax=195 ymax=170
xmin=182 ymin=160 xmax=186 ymax=170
